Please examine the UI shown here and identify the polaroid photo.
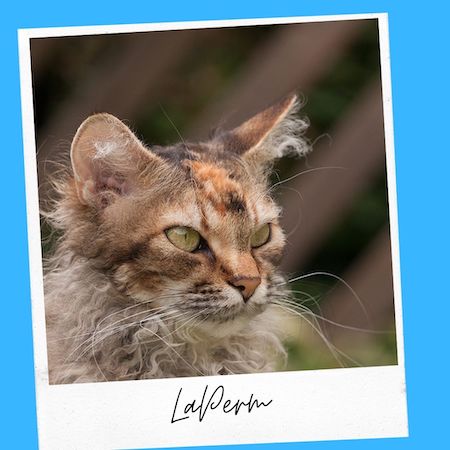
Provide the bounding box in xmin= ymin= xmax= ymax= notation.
xmin=18 ymin=13 xmax=408 ymax=449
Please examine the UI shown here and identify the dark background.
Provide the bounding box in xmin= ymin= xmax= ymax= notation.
xmin=31 ymin=18 xmax=397 ymax=370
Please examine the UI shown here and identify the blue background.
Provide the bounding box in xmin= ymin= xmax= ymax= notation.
xmin=1 ymin=0 xmax=448 ymax=448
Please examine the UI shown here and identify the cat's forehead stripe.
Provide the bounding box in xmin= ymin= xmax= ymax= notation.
xmin=188 ymin=161 xmax=247 ymax=216
xmin=160 ymin=162 xmax=278 ymax=236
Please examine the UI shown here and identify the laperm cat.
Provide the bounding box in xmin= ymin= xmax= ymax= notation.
xmin=44 ymin=94 xmax=309 ymax=384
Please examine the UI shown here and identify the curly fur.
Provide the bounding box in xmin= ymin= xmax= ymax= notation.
xmin=45 ymin=246 xmax=288 ymax=383
xmin=256 ymin=97 xmax=310 ymax=160
xmin=44 ymin=94 xmax=307 ymax=384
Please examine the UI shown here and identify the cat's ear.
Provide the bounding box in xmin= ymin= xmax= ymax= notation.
xmin=223 ymin=93 xmax=309 ymax=173
xmin=70 ymin=113 xmax=163 ymax=207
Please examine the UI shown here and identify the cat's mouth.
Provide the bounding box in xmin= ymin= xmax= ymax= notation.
xmin=125 ymin=281 xmax=270 ymax=338
xmin=171 ymin=283 xmax=269 ymax=334
xmin=184 ymin=301 xmax=268 ymax=339
xmin=188 ymin=301 xmax=267 ymax=323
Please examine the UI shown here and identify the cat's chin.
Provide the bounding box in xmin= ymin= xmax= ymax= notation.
xmin=195 ymin=315 xmax=254 ymax=339
xmin=191 ymin=304 xmax=268 ymax=339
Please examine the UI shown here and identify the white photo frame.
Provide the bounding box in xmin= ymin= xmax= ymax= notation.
xmin=18 ymin=13 xmax=408 ymax=449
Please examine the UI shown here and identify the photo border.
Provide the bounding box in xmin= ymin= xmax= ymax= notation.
xmin=18 ymin=12 xmax=408 ymax=449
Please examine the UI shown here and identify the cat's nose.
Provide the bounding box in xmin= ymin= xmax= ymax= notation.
xmin=228 ymin=276 xmax=261 ymax=301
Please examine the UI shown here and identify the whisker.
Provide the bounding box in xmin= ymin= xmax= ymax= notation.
xmin=138 ymin=311 xmax=203 ymax=344
xmin=270 ymin=166 xmax=347 ymax=190
xmin=274 ymin=297 xmax=389 ymax=334
xmin=66 ymin=307 xmax=182 ymax=363
xmin=71 ymin=311 xmax=183 ymax=361
xmin=278 ymin=271 xmax=370 ymax=323
xmin=278 ymin=186 xmax=304 ymax=238
xmin=90 ymin=309 xmax=202 ymax=381
xmin=140 ymin=324 xmax=206 ymax=376
xmin=272 ymin=302 xmax=362 ymax=367
xmin=51 ymin=292 xmax=189 ymax=344
xmin=288 ymin=288 xmax=324 ymax=314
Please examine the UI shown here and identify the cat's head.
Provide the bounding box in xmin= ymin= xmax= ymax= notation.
xmin=63 ymin=94 xmax=308 ymax=336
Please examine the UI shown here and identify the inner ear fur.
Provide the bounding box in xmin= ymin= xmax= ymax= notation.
xmin=221 ymin=93 xmax=309 ymax=171
xmin=70 ymin=113 xmax=164 ymax=206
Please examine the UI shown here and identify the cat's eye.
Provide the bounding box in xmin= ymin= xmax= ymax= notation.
xmin=250 ymin=223 xmax=271 ymax=248
xmin=165 ymin=226 xmax=201 ymax=252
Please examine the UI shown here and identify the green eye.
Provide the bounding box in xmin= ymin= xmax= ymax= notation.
xmin=250 ymin=223 xmax=271 ymax=248
xmin=165 ymin=226 xmax=201 ymax=252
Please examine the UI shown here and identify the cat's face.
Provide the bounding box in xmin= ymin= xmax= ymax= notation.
xmin=103 ymin=150 xmax=285 ymax=332
xmin=66 ymin=94 xmax=308 ymax=336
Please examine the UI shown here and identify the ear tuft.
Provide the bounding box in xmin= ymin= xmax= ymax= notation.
xmin=220 ymin=93 xmax=310 ymax=172
xmin=258 ymin=94 xmax=310 ymax=160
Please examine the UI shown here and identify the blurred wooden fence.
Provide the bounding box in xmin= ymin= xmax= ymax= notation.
xmin=31 ymin=19 xmax=395 ymax=345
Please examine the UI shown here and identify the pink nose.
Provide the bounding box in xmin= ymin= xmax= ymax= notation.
xmin=228 ymin=276 xmax=261 ymax=301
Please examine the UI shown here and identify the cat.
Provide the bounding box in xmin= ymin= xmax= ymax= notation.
xmin=43 ymin=93 xmax=309 ymax=384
